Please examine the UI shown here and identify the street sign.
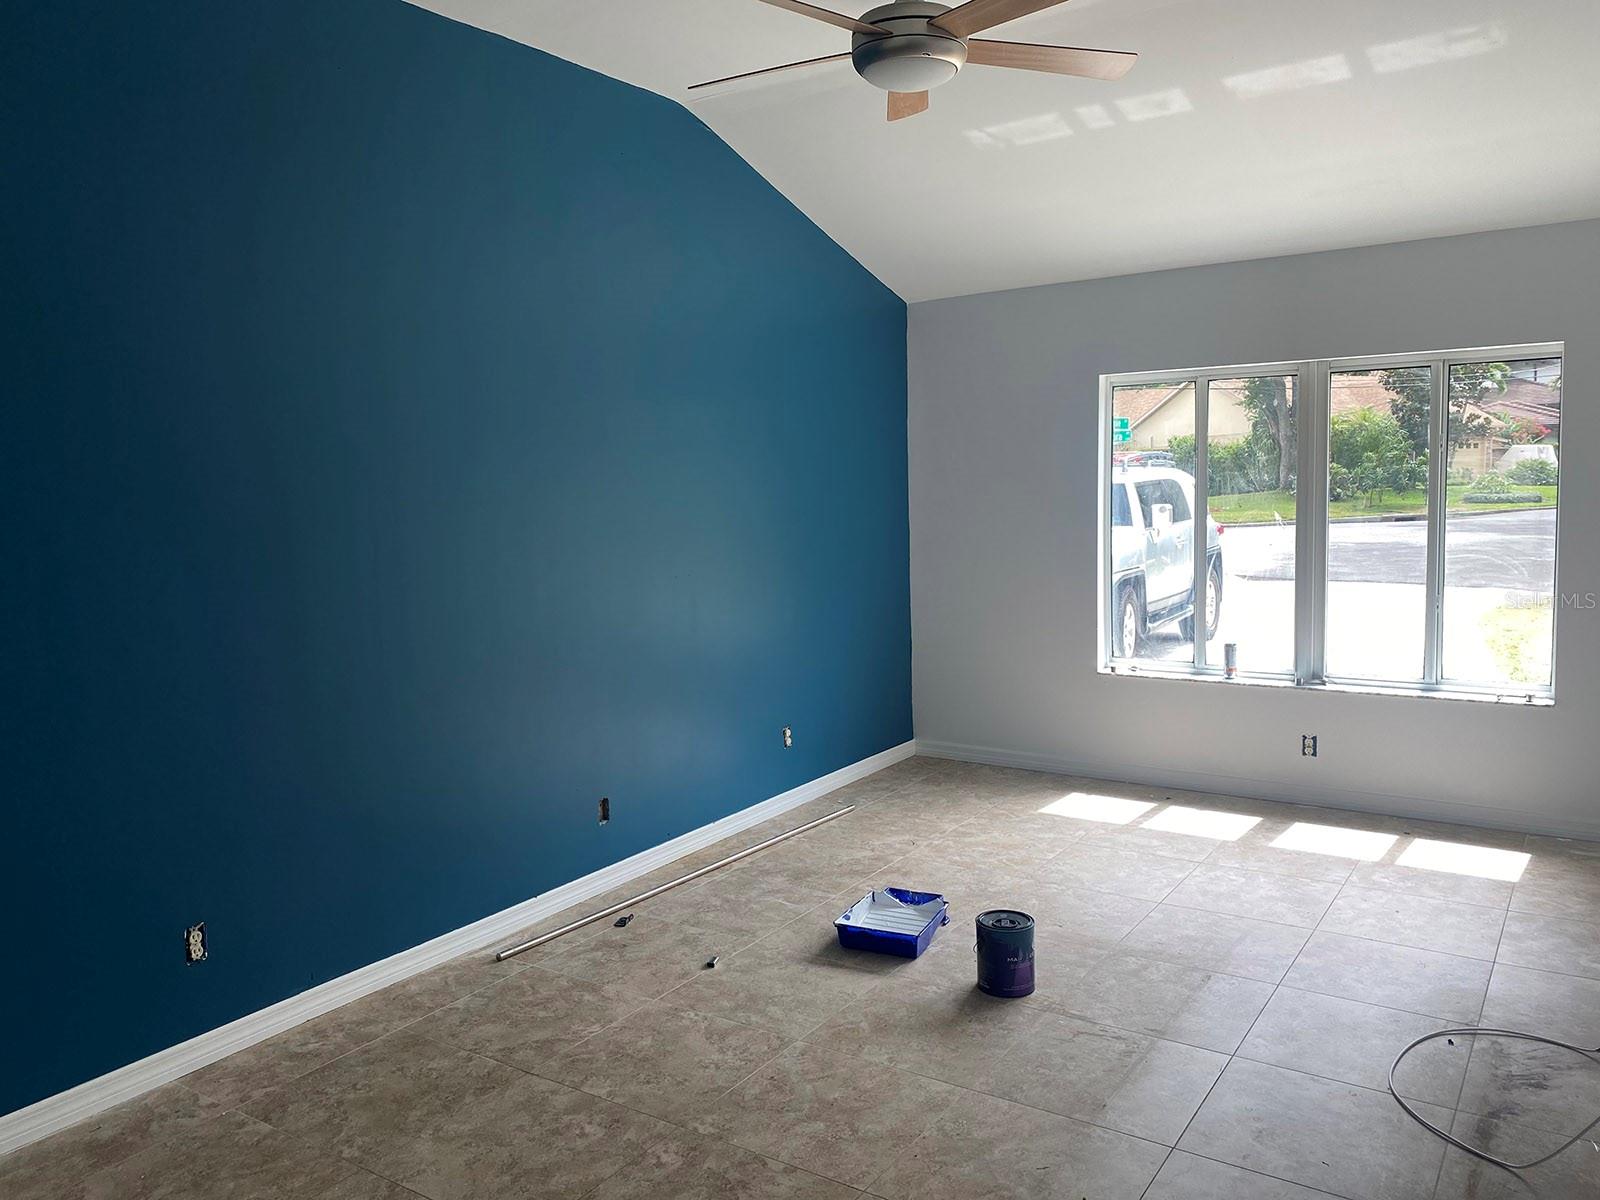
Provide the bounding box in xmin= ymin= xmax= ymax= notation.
xmin=1113 ymin=416 xmax=1130 ymax=444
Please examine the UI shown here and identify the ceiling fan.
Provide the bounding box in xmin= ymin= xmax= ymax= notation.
xmin=689 ymin=0 xmax=1137 ymax=121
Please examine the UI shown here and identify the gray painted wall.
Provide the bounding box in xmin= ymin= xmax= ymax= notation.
xmin=908 ymin=220 xmax=1600 ymax=839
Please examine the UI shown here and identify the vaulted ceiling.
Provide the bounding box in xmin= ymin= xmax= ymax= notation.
xmin=410 ymin=0 xmax=1600 ymax=300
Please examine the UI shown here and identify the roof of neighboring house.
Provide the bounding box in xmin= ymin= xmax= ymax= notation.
xmin=1331 ymin=371 xmax=1560 ymax=430
xmin=1116 ymin=372 xmax=1558 ymax=436
xmin=1115 ymin=378 xmax=1297 ymax=430
xmin=1481 ymin=376 xmax=1561 ymax=431
xmin=1114 ymin=383 xmax=1191 ymax=429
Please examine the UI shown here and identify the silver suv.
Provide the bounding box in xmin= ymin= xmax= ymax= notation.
xmin=1110 ymin=459 xmax=1224 ymax=657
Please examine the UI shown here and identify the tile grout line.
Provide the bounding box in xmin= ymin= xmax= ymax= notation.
xmin=1137 ymin=930 xmax=1294 ymax=1200
xmin=1426 ymin=868 xmax=1520 ymax=1199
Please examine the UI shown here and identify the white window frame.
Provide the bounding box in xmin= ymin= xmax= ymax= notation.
xmin=1098 ymin=342 xmax=1564 ymax=703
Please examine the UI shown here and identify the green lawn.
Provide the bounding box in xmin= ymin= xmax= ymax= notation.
xmin=1208 ymin=485 xmax=1557 ymax=526
xmin=1481 ymin=601 xmax=1554 ymax=684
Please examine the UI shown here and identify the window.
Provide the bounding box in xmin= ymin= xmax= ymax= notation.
xmin=1325 ymin=365 xmax=1432 ymax=681
xmin=1111 ymin=380 xmax=1195 ymax=665
xmin=1443 ymin=356 xmax=1563 ymax=687
xmin=1208 ymin=374 xmax=1297 ymax=675
xmin=1100 ymin=344 xmax=1563 ymax=700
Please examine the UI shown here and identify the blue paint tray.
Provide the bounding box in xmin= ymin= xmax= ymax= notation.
xmin=835 ymin=888 xmax=949 ymax=959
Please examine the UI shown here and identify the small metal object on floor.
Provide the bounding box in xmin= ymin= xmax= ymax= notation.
xmin=613 ymin=914 xmax=633 ymax=927
xmin=704 ymin=955 xmax=720 ymax=969
xmin=494 ymin=804 xmax=857 ymax=961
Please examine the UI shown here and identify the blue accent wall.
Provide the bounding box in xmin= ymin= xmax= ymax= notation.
xmin=0 ymin=0 xmax=909 ymax=1115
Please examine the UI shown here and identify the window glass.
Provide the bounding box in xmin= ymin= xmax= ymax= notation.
xmin=1163 ymin=479 xmax=1191 ymax=522
xmin=1112 ymin=483 xmax=1132 ymax=527
xmin=1110 ymin=381 xmax=1196 ymax=665
xmin=1206 ymin=375 xmax=1297 ymax=674
xmin=1324 ymin=366 xmax=1433 ymax=681
xmin=1442 ymin=356 xmax=1561 ymax=687
xmin=1103 ymin=347 xmax=1559 ymax=699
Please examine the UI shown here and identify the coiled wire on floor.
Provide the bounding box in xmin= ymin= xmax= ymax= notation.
xmin=1388 ymin=1027 xmax=1600 ymax=1172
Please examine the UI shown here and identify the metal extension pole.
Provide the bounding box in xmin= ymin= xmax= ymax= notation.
xmin=494 ymin=804 xmax=857 ymax=961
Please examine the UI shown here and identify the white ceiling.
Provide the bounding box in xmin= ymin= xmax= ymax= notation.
xmin=411 ymin=0 xmax=1600 ymax=301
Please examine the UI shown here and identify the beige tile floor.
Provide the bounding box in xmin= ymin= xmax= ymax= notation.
xmin=6 ymin=757 xmax=1600 ymax=1199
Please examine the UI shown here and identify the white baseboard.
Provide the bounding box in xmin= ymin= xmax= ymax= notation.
xmin=0 ymin=739 xmax=917 ymax=1157
xmin=916 ymin=738 xmax=1600 ymax=844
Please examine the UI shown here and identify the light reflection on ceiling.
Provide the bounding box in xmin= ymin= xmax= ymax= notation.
xmin=1223 ymin=54 xmax=1353 ymax=100
xmin=1367 ymin=25 xmax=1509 ymax=75
xmin=1115 ymin=87 xmax=1193 ymax=122
xmin=965 ymin=111 xmax=1075 ymax=149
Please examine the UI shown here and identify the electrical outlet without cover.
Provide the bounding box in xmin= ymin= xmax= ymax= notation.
xmin=782 ymin=726 xmax=793 ymax=749
xmin=598 ymin=796 xmax=610 ymax=825
xmin=184 ymin=922 xmax=208 ymax=964
xmin=1302 ymin=734 xmax=1319 ymax=757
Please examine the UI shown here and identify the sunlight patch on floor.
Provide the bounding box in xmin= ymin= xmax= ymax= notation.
xmin=1038 ymin=793 xmax=1155 ymax=825
xmin=1270 ymin=822 xmax=1397 ymax=862
xmin=1141 ymin=805 xmax=1262 ymax=841
xmin=1396 ymin=838 xmax=1530 ymax=881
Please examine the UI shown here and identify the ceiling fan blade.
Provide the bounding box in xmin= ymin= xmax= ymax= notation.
xmin=929 ymin=0 xmax=1076 ymax=40
xmin=965 ymin=39 xmax=1137 ymax=80
xmin=888 ymin=91 xmax=929 ymax=121
xmin=688 ymin=51 xmax=852 ymax=91
xmin=754 ymin=0 xmax=887 ymax=36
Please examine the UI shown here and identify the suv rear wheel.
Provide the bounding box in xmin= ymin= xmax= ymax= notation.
xmin=1181 ymin=557 xmax=1224 ymax=641
xmin=1115 ymin=584 xmax=1143 ymax=658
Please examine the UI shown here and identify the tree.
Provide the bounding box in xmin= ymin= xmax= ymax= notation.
xmin=1377 ymin=367 xmax=1432 ymax=457
xmin=1447 ymin=361 xmax=1510 ymax=450
xmin=1376 ymin=361 xmax=1510 ymax=460
xmin=1238 ymin=376 xmax=1295 ymax=491
xmin=1379 ymin=362 xmax=1508 ymax=457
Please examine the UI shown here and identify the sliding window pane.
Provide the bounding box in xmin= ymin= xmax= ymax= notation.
xmin=1324 ymin=366 xmax=1432 ymax=681
xmin=1442 ymin=356 xmax=1561 ymax=688
xmin=1110 ymin=381 xmax=1196 ymax=665
xmin=1206 ymin=375 xmax=1297 ymax=674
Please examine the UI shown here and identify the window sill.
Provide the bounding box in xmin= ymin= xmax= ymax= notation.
xmin=1099 ymin=663 xmax=1553 ymax=706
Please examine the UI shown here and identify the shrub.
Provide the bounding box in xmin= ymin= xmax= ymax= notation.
xmin=1329 ymin=409 xmax=1426 ymax=504
xmin=1468 ymin=472 xmax=1513 ymax=492
xmin=1506 ymin=458 xmax=1558 ymax=486
xmin=1463 ymin=492 xmax=1543 ymax=504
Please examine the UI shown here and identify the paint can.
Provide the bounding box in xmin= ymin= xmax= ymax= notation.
xmin=975 ymin=909 xmax=1035 ymax=998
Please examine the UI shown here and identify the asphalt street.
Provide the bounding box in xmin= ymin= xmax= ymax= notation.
xmin=1223 ymin=508 xmax=1556 ymax=591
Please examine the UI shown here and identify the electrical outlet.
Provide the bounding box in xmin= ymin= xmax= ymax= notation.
xmin=782 ymin=726 xmax=793 ymax=749
xmin=1301 ymin=734 xmax=1318 ymax=758
xmin=598 ymin=796 xmax=610 ymax=825
xmin=184 ymin=922 xmax=208 ymax=965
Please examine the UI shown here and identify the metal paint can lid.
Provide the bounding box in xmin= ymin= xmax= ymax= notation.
xmin=976 ymin=910 xmax=1035 ymax=946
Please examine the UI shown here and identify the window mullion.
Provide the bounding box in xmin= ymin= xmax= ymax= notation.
xmin=1422 ymin=357 xmax=1448 ymax=684
xmin=1295 ymin=361 xmax=1328 ymax=683
xmin=1194 ymin=377 xmax=1210 ymax=669
xmin=1099 ymin=373 xmax=1115 ymax=667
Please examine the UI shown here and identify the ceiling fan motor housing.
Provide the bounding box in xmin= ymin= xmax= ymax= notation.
xmin=852 ymin=2 xmax=966 ymax=92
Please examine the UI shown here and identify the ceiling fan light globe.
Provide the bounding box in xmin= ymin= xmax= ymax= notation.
xmin=852 ymin=33 xmax=966 ymax=92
